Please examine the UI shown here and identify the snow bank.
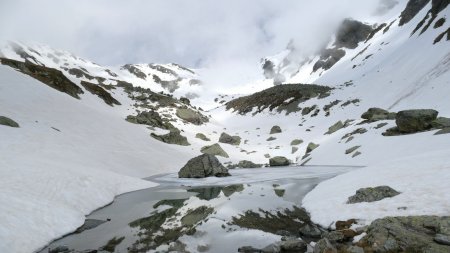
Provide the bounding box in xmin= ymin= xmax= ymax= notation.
xmin=302 ymin=150 xmax=450 ymax=228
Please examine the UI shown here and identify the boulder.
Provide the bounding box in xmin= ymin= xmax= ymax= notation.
xmin=299 ymin=224 xmax=322 ymax=238
xmin=178 ymin=154 xmax=230 ymax=178
xmin=266 ymin=136 xmax=276 ymax=141
xmin=313 ymin=238 xmax=337 ymax=253
xmin=361 ymin=107 xmax=395 ymax=121
xmin=280 ymin=238 xmax=307 ymax=252
xmin=126 ymin=110 xmax=172 ymax=130
xmin=290 ymin=139 xmax=303 ymax=145
xmin=219 ymin=132 xmax=241 ymax=145
xmin=361 ymin=216 xmax=450 ymax=252
xmin=325 ymin=121 xmax=344 ymax=134
xmin=151 ymin=129 xmax=190 ymax=146
xmin=270 ymin=125 xmax=282 ymax=134
xmin=347 ymin=186 xmax=400 ymax=204
xmin=395 ymin=109 xmax=438 ymax=133
xmin=200 ymin=143 xmax=229 ymax=158
xmin=291 ymin=146 xmax=299 ymax=154
xmin=176 ymin=108 xmax=208 ymax=125
xmin=269 ymin=156 xmax=290 ymax=167
xmin=238 ymin=160 xmax=262 ymax=168
xmin=432 ymin=117 xmax=450 ymax=129
xmin=0 ymin=116 xmax=19 ymax=128
xmin=195 ymin=133 xmax=210 ymax=141
xmin=306 ymin=142 xmax=319 ymax=154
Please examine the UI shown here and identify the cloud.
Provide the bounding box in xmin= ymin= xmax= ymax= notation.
xmin=0 ymin=0 xmax=393 ymax=85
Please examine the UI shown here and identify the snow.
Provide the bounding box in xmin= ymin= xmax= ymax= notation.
xmin=302 ymin=151 xmax=450 ymax=228
xmin=1 ymin=1 xmax=450 ymax=251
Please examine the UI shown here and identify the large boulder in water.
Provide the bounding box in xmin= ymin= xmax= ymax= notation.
xmin=395 ymin=109 xmax=438 ymax=133
xmin=269 ymin=156 xmax=290 ymax=167
xmin=178 ymin=154 xmax=230 ymax=178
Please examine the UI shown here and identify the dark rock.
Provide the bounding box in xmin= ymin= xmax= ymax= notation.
xmin=195 ymin=133 xmax=211 ymax=141
xmin=335 ymin=19 xmax=373 ymax=49
xmin=126 ymin=110 xmax=173 ymax=130
xmin=313 ymin=238 xmax=337 ymax=253
xmin=238 ymin=160 xmax=262 ymax=168
xmin=361 ymin=216 xmax=450 ymax=253
xmin=396 ymin=109 xmax=438 ymax=133
xmin=238 ymin=246 xmax=263 ymax=253
xmin=280 ymin=238 xmax=308 ymax=252
xmin=200 ymin=143 xmax=229 ymax=158
xmin=219 ymin=132 xmax=241 ymax=145
xmin=291 ymin=139 xmax=303 ymax=146
xmin=270 ymin=125 xmax=282 ymax=134
xmin=346 ymin=245 xmax=364 ymax=253
xmin=0 ymin=116 xmax=20 ymax=128
xmin=306 ymin=142 xmax=319 ymax=154
xmin=399 ymin=0 xmax=431 ymax=26
xmin=347 ymin=186 xmax=400 ymax=204
xmin=269 ymin=156 xmax=290 ymax=167
xmin=226 ymin=84 xmax=331 ymax=115
xmin=266 ymin=136 xmax=277 ymax=141
xmin=432 ymin=117 xmax=450 ymax=129
xmin=336 ymin=219 xmax=357 ymax=230
xmin=178 ymin=154 xmax=230 ymax=178
xmin=80 ymin=81 xmax=121 ymax=106
xmin=342 ymin=128 xmax=367 ymax=139
xmin=434 ymin=17 xmax=446 ymax=28
xmin=0 ymin=57 xmax=83 ymax=99
xmin=361 ymin=107 xmax=396 ymax=121
xmin=291 ymin=146 xmax=298 ymax=154
xmin=121 ymin=64 xmax=146 ymax=79
xmin=375 ymin=122 xmax=388 ymax=129
xmin=299 ymin=224 xmax=322 ymax=238
xmin=325 ymin=121 xmax=344 ymax=134
xmin=151 ymin=129 xmax=190 ymax=146
xmin=324 ymin=231 xmax=345 ymax=242
xmin=176 ymin=108 xmax=208 ymax=125
xmin=179 ymin=97 xmax=191 ymax=105
xmin=345 ymin=146 xmax=361 ymax=155
xmin=352 ymin=151 xmax=362 ymax=158
xmin=434 ymin=234 xmax=450 ymax=246
xmin=313 ymin=48 xmax=346 ymax=72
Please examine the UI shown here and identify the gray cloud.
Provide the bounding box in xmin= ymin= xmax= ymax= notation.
xmin=0 ymin=0 xmax=394 ymax=85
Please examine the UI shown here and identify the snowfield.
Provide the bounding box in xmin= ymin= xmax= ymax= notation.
xmin=1 ymin=0 xmax=450 ymax=252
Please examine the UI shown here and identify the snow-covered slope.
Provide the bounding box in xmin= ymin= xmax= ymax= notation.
xmin=1 ymin=0 xmax=450 ymax=252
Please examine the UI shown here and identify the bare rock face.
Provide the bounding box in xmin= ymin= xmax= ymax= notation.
xmin=178 ymin=154 xmax=230 ymax=178
xmin=176 ymin=108 xmax=208 ymax=125
xmin=399 ymin=0 xmax=431 ymax=26
xmin=334 ymin=19 xmax=373 ymax=49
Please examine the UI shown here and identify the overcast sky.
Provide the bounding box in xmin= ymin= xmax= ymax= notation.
xmin=0 ymin=0 xmax=399 ymax=84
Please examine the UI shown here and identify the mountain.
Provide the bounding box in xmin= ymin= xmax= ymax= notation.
xmin=1 ymin=0 xmax=450 ymax=252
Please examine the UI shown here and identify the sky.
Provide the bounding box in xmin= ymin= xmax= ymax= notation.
xmin=0 ymin=0 xmax=399 ymax=85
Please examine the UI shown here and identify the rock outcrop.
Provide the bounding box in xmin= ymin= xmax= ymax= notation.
xmin=347 ymin=186 xmax=400 ymax=204
xmin=176 ymin=108 xmax=208 ymax=125
xmin=151 ymin=129 xmax=190 ymax=146
xmin=178 ymin=154 xmax=230 ymax=178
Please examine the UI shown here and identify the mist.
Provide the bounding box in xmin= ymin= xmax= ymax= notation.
xmin=0 ymin=0 xmax=394 ymax=87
